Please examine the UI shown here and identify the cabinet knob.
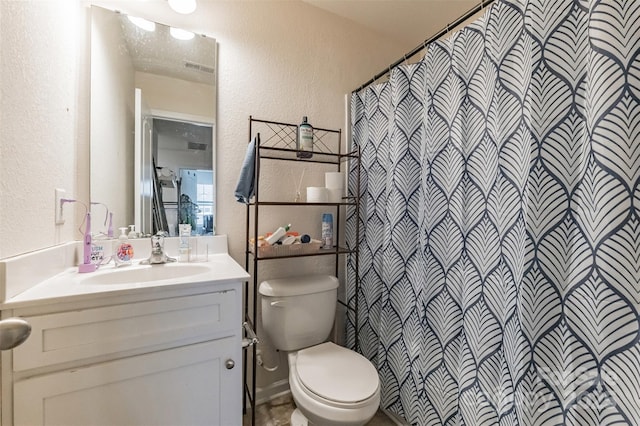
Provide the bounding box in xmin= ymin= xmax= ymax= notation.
xmin=225 ymin=359 xmax=235 ymax=370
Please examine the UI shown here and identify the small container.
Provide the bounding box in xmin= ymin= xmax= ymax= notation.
xmin=179 ymin=224 xmax=192 ymax=262
xmin=189 ymin=236 xmax=209 ymax=262
xmin=321 ymin=213 xmax=333 ymax=249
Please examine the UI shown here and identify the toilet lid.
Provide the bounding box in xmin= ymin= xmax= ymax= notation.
xmin=295 ymin=342 xmax=379 ymax=404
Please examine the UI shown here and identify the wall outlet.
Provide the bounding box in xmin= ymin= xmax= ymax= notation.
xmin=55 ymin=188 xmax=66 ymax=225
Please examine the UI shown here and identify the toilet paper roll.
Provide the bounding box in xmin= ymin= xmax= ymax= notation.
xmin=306 ymin=187 xmax=328 ymax=203
xmin=327 ymin=188 xmax=343 ymax=203
xmin=325 ymin=172 xmax=344 ymax=189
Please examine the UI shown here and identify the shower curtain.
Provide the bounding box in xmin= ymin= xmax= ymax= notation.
xmin=346 ymin=0 xmax=640 ymax=424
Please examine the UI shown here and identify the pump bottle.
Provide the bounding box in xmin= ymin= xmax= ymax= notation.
xmin=115 ymin=227 xmax=133 ymax=265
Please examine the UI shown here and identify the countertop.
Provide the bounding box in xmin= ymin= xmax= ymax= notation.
xmin=0 ymin=236 xmax=249 ymax=310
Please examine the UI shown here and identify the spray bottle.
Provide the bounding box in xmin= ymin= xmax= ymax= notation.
xmin=321 ymin=213 xmax=333 ymax=249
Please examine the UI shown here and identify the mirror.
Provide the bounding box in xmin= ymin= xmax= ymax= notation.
xmin=90 ymin=5 xmax=217 ymax=237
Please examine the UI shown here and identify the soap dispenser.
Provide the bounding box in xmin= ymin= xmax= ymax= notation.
xmin=115 ymin=227 xmax=133 ymax=266
xmin=128 ymin=224 xmax=138 ymax=239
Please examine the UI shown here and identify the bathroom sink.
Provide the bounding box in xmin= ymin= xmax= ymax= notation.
xmin=78 ymin=263 xmax=212 ymax=286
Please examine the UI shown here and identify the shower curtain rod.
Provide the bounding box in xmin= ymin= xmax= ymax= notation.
xmin=353 ymin=0 xmax=497 ymax=93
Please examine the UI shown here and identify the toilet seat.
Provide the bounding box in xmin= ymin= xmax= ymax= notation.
xmin=293 ymin=342 xmax=379 ymax=408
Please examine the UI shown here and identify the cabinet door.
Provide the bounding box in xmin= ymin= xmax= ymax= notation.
xmin=13 ymin=338 xmax=241 ymax=426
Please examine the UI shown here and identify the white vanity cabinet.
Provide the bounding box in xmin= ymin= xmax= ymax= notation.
xmin=1 ymin=281 xmax=243 ymax=426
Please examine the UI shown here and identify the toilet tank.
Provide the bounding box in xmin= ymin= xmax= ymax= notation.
xmin=259 ymin=275 xmax=339 ymax=351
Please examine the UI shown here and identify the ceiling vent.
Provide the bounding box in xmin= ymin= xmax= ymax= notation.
xmin=188 ymin=142 xmax=208 ymax=151
xmin=184 ymin=61 xmax=215 ymax=74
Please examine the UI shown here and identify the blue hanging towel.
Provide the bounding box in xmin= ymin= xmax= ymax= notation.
xmin=234 ymin=136 xmax=257 ymax=204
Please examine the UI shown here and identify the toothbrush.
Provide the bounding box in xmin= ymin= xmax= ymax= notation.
xmin=107 ymin=212 xmax=114 ymax=238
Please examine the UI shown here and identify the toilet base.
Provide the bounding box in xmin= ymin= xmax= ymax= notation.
xmin=291 ymin=408 xmax=309 ymax=426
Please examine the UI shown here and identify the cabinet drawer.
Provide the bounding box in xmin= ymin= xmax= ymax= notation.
xmin=13 ymin=290 xmax=237 ymax=371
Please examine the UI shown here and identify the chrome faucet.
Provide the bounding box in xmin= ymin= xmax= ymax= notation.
xmin=141 ymin=231 xmax=176 ymax=265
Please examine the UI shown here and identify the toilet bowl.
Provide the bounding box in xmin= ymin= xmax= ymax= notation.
xmin=288 ymin=342 xmax=380 ymax=426
xmin=259 ymin=275 xmax=381 ymax=426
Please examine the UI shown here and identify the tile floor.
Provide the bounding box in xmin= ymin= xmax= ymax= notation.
xmin=242 ymin=393 xmax=396 ymax=426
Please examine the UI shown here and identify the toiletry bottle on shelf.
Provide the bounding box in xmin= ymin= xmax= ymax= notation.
xmin=322 ymin=213 xmax=333 ymax=249
xmin=115 ymin=227 xmax=133 ymax=266
xmin=297 ymin=116 xmax=313 ymax=158
xmin=265 ymin=224 xmax=291 ymax=245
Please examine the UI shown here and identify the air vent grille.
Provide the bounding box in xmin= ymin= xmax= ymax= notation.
xmin=184 ymin=61 xmax=215 ymax=74
xmin=188 ymin=142 xmax=208 ymax=151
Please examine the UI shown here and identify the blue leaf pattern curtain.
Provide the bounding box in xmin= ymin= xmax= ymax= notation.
xmin=346 ymin=0 xmax=640 ymax=424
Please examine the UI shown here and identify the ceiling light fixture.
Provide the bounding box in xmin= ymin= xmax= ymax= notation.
xmin=170 ymin=27 xmax=195 ymax=41
xmin=168 ymin=0 xmax=197 ymax=14
xmin=127 ymin=16 xmax=156 ymax=32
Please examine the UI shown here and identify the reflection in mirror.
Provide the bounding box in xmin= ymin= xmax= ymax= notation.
xmin=90 ymin=5 xmax=216 ymax=237
xmin=153 ymin=119 xmax=214 ymax=235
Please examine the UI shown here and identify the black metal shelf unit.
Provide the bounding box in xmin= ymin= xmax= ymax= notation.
xmin=242 ymin=116 xmax=361 ymax=426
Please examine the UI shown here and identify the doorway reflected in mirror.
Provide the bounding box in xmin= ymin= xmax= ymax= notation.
xmin=152 ymin=118 xmax=214 ymax=236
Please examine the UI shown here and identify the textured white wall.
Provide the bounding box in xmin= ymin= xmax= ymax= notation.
xmin=135 ymin=71 xmax=215 ymax=118
xmin=0 ymin=1 xmax=89 ymax=259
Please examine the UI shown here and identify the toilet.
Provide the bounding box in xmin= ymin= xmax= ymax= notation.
xmin=259 ymin=275 xmax=380 ymax=426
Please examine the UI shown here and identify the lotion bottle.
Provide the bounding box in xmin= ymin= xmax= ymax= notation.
xmin=265 ymin=224 xmax=291 ymax=245
xmin=179 ymin=224 xmax=192 ymax=262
